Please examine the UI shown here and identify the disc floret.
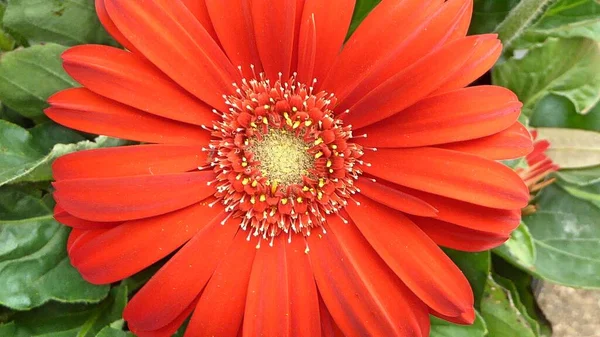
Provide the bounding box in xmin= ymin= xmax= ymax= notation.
xmin=208 ymin=74 xmax=363 ymax=242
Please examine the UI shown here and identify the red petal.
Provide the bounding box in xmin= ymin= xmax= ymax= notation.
xmin=252 ymin=0 xmax=297 ymax=80
xmin=391 ymin=184 xmax=521 ymax=235
xmin=356 ymin=86 xmax=522 ymax=148
xmin=53 ymin=171 xmax=216 ymax=222
xmin=433 ymin=35 xmax=502 ymax=94
xmin=186 ymin=230 xmax=256 ymax=337
xmin=105 ymin=0 xmax=237 ymax=110
xmin=62 ymin=45 xmax=215 ymax=126
xmin=55 ymin=205 xmax=119 ymax=229
xmin=430 ymin=306 xmax=476 ymax=325
xmin=343 ymin=35 xmax=484 ymax=129
xmin=67 ymin=228 xmax=109 ymax=255
xmin=181 ymin=0 xmax=219 ymax=42
xmin=133 ymin=296 xmax=199 ymax=337
xmin=124 ymin=213 xmax=238 ymax=331
xmin=243 ymin=236 xmax=320 ymax=337
xmin=355 ymin=178 xmax=438 ymax=217
xmin=70 ymin=202 xmax=223 ymax=284
xmin=206 ymin=0 xmax=263 ymax=78
xmin=321 ymin=0 xmax=440 ymax=100
xmin=330 ymin=0 xmax=475 ymax=111
xmin=362 ymin=147 xmax=530 ymax=209
xmin=319 ymin=297 xmax=345 ymax=337
xmin=95 ymin=0 xmax=140 ymax=54
xmin=53 ymin=145 xmax=208 ymax=181
xmin=346 ymin=195 xmax=474 ymax=319
xmin=308 ymin=217 xmax=429 ymax=337
xmin=297 ymin=0 xmax=355 ymax=83
xmin=46 ymin=88 xmax=210 ymax=144
xmin=441 ymin=122 xmax=533 ymax=160
xmin=412 ymin=216 xmax=510 ymax=252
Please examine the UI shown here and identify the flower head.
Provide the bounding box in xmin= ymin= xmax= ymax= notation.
xmin=47 ymin=0 xmax=533 ymax=336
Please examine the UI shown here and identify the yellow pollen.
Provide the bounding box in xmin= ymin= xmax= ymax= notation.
xmin=248 ymin=129 xmax=314 ymax=186
xmin=264 ymin=105 xmax=271 ymax=110
xmin=281 ymin=198 xmax=288 ymax=205
xmin=242 ymin=177 xmax=250 ymax=185
xmin=326 ymin=160 xmax=332 ymax=168
xmin=297 ymin=197 xmax=303 ymax=203
xmin=251 ymin=180 xmax=258 ymax=187
xmin=314 ymin=138 xmax=323 ymax=145
xmin=259 ymin=194 xmax=266 ymax=202
xmin=315 ymin=152 xmax=324 ymax=159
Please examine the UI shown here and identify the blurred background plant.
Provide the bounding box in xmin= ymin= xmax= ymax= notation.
xmin=0 ymin=0 xmax=599 ymax=336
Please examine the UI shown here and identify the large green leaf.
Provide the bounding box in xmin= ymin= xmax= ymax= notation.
xmin=0 ymin=120 xmax=124 ymax=186
xmin=480 ymin=276 xmax=537 ymax=337
xmin=535 ymin=127 xmax=600 ymax=169
xmin=522 ymin=0 xmax=600 ymax=42
xmin=469 ymin=0 xmax=520 ymax=35
xmin=0 ymin=187 xmax=109 ymax=310
xmin=493 ymin=37 xmax=600 ymax=115
xmin=430 ymin=312 xmax=487 ymax=337
xmin=0 ymin=43 xmax=76 ymax=119
xmin=6 ymin=283 xmax=127 ymax=337
xmin=519 ymin=184 xmax=600 ymax=287
xmin=557 ymin=166 xmax=600 ymax=186
xmin=530 ymin=95 xmax=600 ymax=132
xmin=495 ymin=223 xmax=536 ymax=269
xmin=95 ymin=326 xmax=133 ymax=337
xmin=3 ymin=0 xmax=116 ymax=46
xmin=0 ymin=2 xmax=15 ymax=51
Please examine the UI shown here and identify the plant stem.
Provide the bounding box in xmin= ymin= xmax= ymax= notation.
xmin=495 ymin=0 xmax=557 ymax=51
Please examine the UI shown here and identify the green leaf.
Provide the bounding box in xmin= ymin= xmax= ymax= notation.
xmin=430 ymin=312 xmax=488 ymax=337
xmin=347 ymin=0 xmax=380 ymax=37
xmin=493 ymin=37 xmax=600 ymax=115
xmin=556 ymin=165 xmax=600 ymax=186
xmin=558 ymin=180 xmax=600 ymax=209
xmin=0 ymin=120 xmax=125 ymax=186
xmin=444 ymin=249 xmax=490 ymax=308
xmin=480 ymin=276 xmax=537 ymax=337
xmin=95 ymin=326 xmax=133 ymax=337
xmin=535 ymin=127 xmax=600 ymax=169
xmin=0 ymin=2 xmax=16 ymax=51
xmin=0 ymin=187 xmax=109 ymax=310
xmin=495 ymin=223 xmax=537 ymax=268
xmin=6 ymin=283 xmax=127 ymax=337
xmin=523 ymin=0 xmax=600 ymax=42
xmin=521 ymin=184 xmax=600 ymax=287
xmin=0 ymin=43 xmax=76 ymax=119
xmin=530 ymin=95 xmax=600 ymax=132
xmin=469 ymin=0 xmax=521 ymax=35
xmin=3 ymin=0 xmax=116 ymax=46
xmin=0 ymin=104 xmax=30 ymax=127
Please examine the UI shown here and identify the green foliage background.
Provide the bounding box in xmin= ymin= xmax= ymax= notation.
xmin=0 ymin=0 xmax=599 ymax=336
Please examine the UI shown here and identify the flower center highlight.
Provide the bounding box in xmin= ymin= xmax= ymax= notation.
xmin=247 ymin=129 xmax=314 ymax=186
xmin=207 ymin=74 xmax=363 ymax=244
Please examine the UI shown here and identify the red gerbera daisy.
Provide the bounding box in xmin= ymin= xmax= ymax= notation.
xmin=46 ymin=0 xmax=533 ymax=336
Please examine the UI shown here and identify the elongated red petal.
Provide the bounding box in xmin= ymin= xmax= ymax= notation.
xmin=441 ymin=122 xmax=533 ymax=160
xmin=55 ymin=205 xmax=119 ymax=229
xmin=95 ymin=0 xmax=140 ymax=54
xmin=321 ymin=0 xmax=440 ymax=99
xmin=180 ymin=0 xmax=219 ymax=42
xmin=344 ymin=35 xmax=491 ymax=129
xmin=244 ymin=235 xmax=320 ymax=337
xmin=124 ymin=213 xmax=238 ymax=332
xmin=297 ymin=0 xmax=355 ymax=82
xmin=391 ymin=184 xmax=521 ymax=235
xmin=105 ymin=0 xmax=237 ymax=109
xmin=308 ymin=217 xmax=429 ymax=337
xmin=46 ymin=88 xmax=210 ymax=144
xmin=355 ymin=178 xmax=438 ymax=217
xmin=67 ymin=228 xmax=109 ymax=255
xmin=70 ymin=201 xmax=223 ymax=284
xmin=206 ymin=0 xmax=263 ymax=78
xmin=362 ymin=147 xmax=530 ymax=209
xmin=412 ymin=216 xmax=510 ymax=252
xmin=185 ymin=231 xmax=256 ymax=337
xmin=433 ymin=35 xmax=502 ymax=94
xmin=356 ymin=86 xmax=522 ymax=148
xmin=133 ymin=297 xmax=199 ymax=337
xmin=62 ymin=45 xmax=215 ymax=126
xmin=53 ymin=145 xmax=208 ymax=181
xmin=346 ymin=195 xmax=474 ymax=320
xmin=319 ymin=297 xmax=345 ymax=337
xmin=332 ymin=0 xmax=475 ymax=111
xmin=53 ymin=171 xmax=216 ymax=222
xmin=252 ymin=0 xmax=296 ymax=80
